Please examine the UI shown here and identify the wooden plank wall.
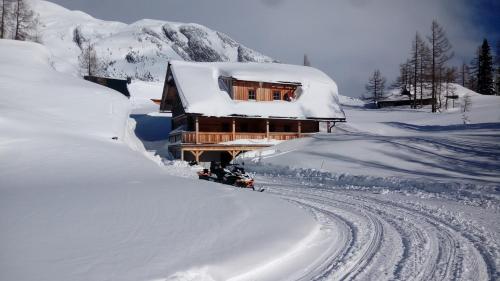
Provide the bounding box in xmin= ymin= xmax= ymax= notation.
xmin=232 ymin=81 xmax=297 ymax=101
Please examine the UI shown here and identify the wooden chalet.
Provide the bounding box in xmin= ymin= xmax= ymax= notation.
xmin=160 ymin=61 xmax=346 ymax=164
xmin=377 ymin=97 xmax=435 ymax=108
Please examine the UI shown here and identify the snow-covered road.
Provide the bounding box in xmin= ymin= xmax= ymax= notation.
xmin=257 ymin=177 xmax=498 ymax=281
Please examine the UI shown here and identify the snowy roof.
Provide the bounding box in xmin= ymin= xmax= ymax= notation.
xmin=169 ymin=61 xmax=346 ymax=120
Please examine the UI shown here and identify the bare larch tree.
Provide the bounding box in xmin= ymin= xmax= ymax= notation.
xmin=79 ymin=43 xmax=100 ymax=77
xmin=428 ymin=20 xmax=453 ymax=112
xmin=12 ymin=0 xmax=37 ymax=41
xmin=364 ymin=69 xmax=386 ymax=104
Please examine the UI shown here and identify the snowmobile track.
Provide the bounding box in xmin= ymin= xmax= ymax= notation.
xmin=261 ymin=179 xmax=495 ymax=281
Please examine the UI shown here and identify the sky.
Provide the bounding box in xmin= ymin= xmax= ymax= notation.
xmin=47 ymin=0 xmax=499 ymax=97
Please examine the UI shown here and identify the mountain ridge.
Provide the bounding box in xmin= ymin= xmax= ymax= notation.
xmin=34 ymin=0 xmax=275 ymax=81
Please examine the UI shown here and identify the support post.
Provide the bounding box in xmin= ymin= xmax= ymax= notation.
xmin=266 ymin=120 xmax=270 ymax=139
xmin=188 ymin=150 xmax=203 ymax=163
xmin=229 ymin=150 xmax=240 ymax=159
xmin=298 ymin=121 xmax=302 ymax=137
xmin=232 ymin=118 xmax=236 ymax=141
xmin=195 ymin=116 xmax=199 ymax=144
xmin=181 ymin=149 xmax=184 ymax=161
xmin=327 ymin=121 xmax=331 ymax=133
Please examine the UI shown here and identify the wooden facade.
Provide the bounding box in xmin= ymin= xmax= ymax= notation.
xmin=230 ymin=80 xmax=298 ymax=101
xmin=167 ymin=115 xmax=318 ymax=163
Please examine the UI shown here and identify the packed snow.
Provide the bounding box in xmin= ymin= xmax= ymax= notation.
xmin=0 ymin=39 xmax=323 ymax=281
xmin=169 ymin=61 xmax=346 ymax=119
xmin=231 ymin=85 xmax=500 ymax=280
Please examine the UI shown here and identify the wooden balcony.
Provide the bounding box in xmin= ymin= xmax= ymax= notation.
xmin=169 ymin=131 xmax=312 ymax=144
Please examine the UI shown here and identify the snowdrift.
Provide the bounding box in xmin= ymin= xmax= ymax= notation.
xmin=0 ymin=39 xmax=318 ymax=281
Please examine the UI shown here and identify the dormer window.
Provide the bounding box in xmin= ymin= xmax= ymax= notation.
xmin=273 ymin=91 xmax=281 ymax=100
xmin=248 ymin=89 xmax=256 ymax=100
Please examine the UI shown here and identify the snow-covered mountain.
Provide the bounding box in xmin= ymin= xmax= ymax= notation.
xmin=33 ymin=0 xmax=275 ymax=81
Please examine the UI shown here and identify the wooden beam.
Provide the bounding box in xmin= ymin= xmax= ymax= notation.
xmin=266 ymin=120 xmax=270 ymax=139
xmin=298 ymin=120 xmax=302 ymax=137
xmin=188 ymin=150 xmax=204 ymax=163
xmin=232 ymin=118 xmax=236 ymax=140
xmin=195 ymin=116 xmax=199 ymax=144
xmin=181 ymin=149 xmax=184 ymax=161
xmin=229 ymin=150 xmax=240 ymax=159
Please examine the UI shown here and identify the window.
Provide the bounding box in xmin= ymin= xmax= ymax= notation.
xmin=248 ymin=89 xmax=256 ymax=100
xmin=273 ymin=91 xmax=281 ymax=100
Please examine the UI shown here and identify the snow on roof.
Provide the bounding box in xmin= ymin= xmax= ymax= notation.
xmin=169 ymin=61 xmax=346 ymax=120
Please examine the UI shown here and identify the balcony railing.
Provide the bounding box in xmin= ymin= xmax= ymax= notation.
xmin=169 ymin=131 xmax=312 ymax=144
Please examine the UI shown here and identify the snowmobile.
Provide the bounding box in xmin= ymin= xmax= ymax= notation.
xmin=197 ymin=162 xmax=263 ymax=191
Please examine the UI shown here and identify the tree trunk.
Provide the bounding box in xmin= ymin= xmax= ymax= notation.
xmin=431 ymin=35 xmax=436 ymax=113
xmin=14 ymin=0 xmax=20 ymax=40
xmin=1 ymin=0 xmax=5 ymax=39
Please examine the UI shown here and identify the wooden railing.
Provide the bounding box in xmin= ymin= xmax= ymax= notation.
xmin=171 ymin=131 xmax=312 ymax=144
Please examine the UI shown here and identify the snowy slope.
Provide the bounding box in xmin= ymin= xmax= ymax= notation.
xmin=0 ymin=39 xmax=320 ymax=281
xmin=33 ymin=0 xmax=274 ymax=80
xmin=239 ymin=89 xmax=500 ymax=188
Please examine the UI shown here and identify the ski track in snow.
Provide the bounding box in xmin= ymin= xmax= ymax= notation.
xmin=257 ymin=177 xmax=497 ymax=281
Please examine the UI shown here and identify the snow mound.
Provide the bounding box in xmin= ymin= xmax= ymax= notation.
xmin=0 ymin=39 xmax=318 ymax=281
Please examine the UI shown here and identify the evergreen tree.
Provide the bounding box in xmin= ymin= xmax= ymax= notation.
xmin=495 ymin=41 xmax=500 ymax=96
xmin=428 ymin=20 xmax=453 ymax=112
xmin=364 ymin=69 xmax=386 ymax=104
xmin=477 ymin=39 xmax=495 ymax=95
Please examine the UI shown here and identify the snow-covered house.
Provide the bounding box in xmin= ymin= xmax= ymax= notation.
xmin=160 ymin=61 xmax=345 ymax=163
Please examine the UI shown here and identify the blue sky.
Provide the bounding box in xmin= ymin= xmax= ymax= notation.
xmin=47 ymin=0 xmax=499 ymax=97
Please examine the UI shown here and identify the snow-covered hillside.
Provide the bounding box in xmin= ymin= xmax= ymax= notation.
xmin=33 ymin=0 xmax=274 ymax=80
xmin=239 ymin=87 xmax=500 ymax=188
xmin=0 ymin=39 xmax=324 ymax=281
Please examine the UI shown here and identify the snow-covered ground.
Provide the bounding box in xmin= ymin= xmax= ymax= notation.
xmin=127 ymin=72 xmax=500 ymax=280
xmin=233 ymin=86 xmax=500 ymax=280
xmin=0 ymin=40 xmax=326 ymax=281
xmin=2 ymin=2 xmax=500 ymax=279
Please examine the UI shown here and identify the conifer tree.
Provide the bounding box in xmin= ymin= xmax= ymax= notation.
xmin=477 ymin=39 xmax=495 ymax=95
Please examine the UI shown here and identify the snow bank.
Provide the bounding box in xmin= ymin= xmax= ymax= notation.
xmin=170 ymin=60 xmax=346 ymax=119
xmin=0 ymin=39 xmax=318 ymax=281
